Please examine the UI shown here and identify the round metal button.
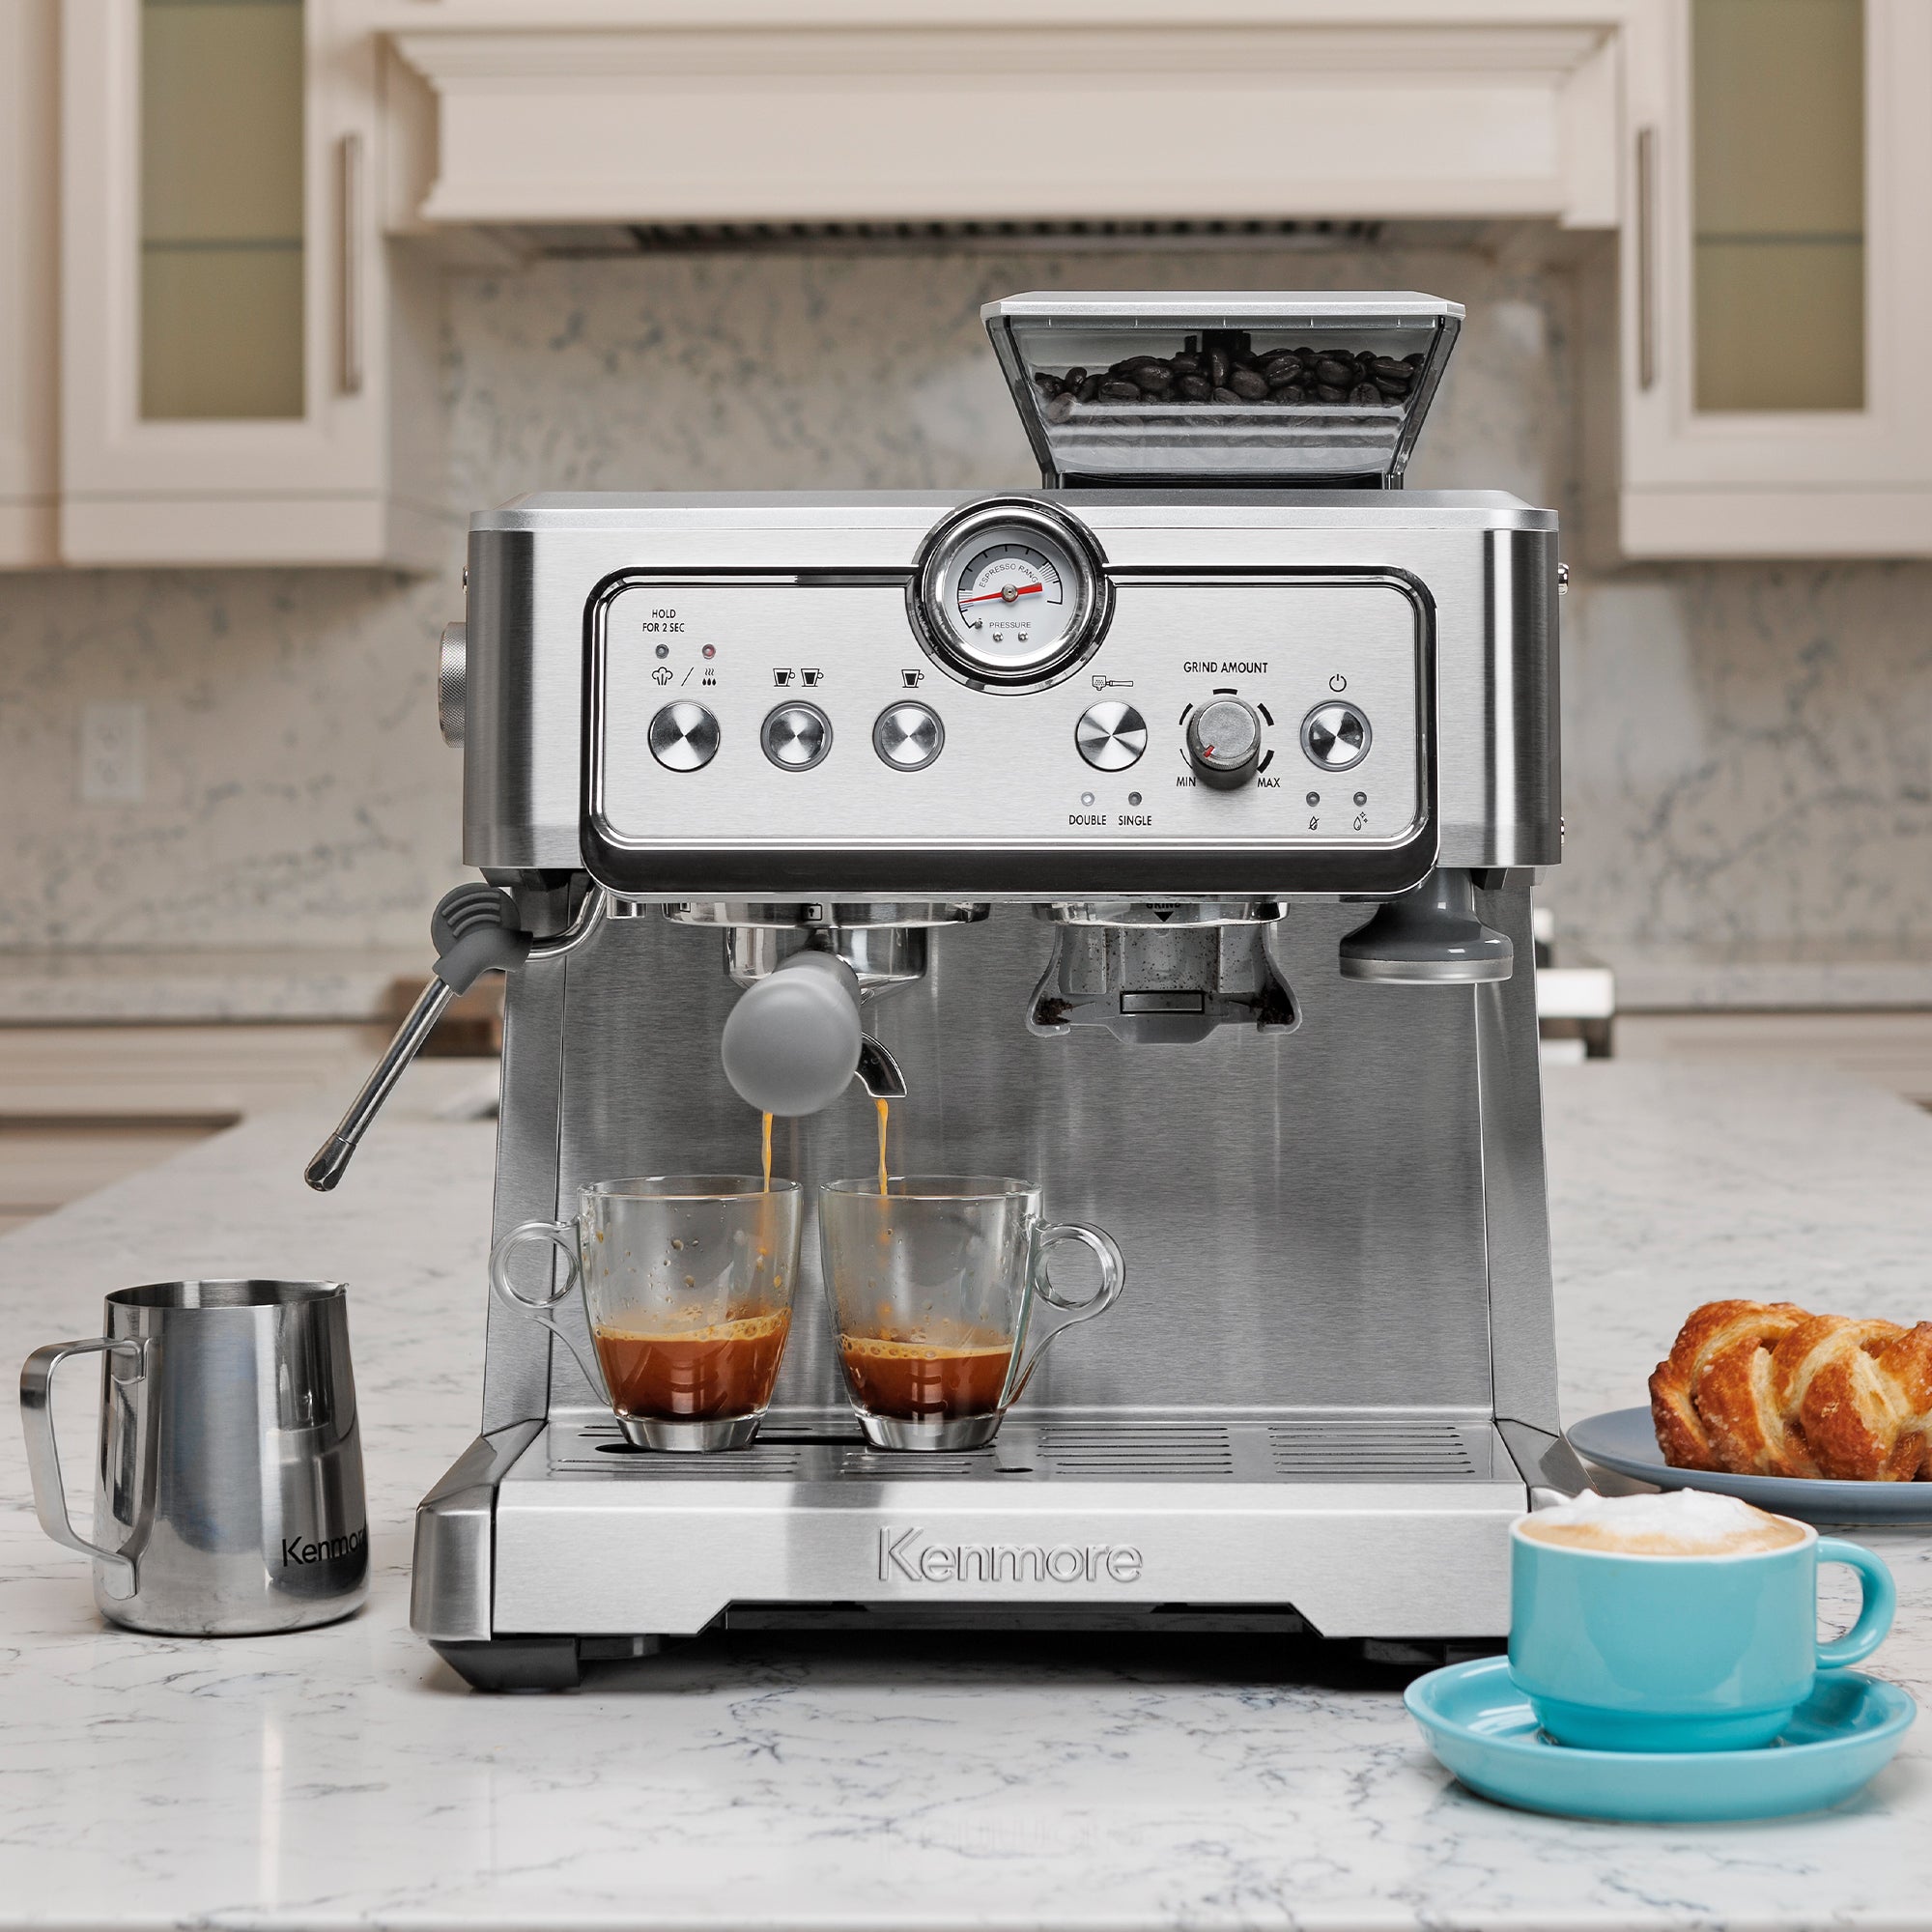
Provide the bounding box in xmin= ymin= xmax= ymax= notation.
xmin=648 ymin=700 xmax=721 ymax=772
xmin=1300 ymin=701 xmax=1371 ymax=772
xmin=1076 ymin=700 xmax=1147 ymax=771
xmin=761 ymin=701 xmax=832 ymax=771
xmin=873 ymin=701 xmax=944 ymax=771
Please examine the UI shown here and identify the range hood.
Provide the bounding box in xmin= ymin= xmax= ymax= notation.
xmin=381 ymin=6 xmax=1623 ymax=232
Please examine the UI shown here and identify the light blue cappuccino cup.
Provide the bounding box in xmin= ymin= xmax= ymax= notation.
xmin=1508 ymin=1517 xmax=1895 ymax=1752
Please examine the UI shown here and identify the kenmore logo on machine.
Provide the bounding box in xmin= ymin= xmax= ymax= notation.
xmin=879 ymin=1527 xmax=1143 ymax=1585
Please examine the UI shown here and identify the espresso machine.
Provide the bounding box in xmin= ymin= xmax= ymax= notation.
xmin=311 ymin=293 xmax=1583 ymax=1691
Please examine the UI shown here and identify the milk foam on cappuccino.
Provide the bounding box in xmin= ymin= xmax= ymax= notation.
xmin=1517 ymin=1488 xmax=1806 ymax=1556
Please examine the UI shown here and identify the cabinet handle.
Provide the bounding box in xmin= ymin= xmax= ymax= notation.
xmin=337 ymin=133 xmax=363 ymax=397
xmin=1635 ymin=125 xmax=1657 ymax=392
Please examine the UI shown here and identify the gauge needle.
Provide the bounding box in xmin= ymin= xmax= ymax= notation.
xmin=960 ymin=583 xmax=1044 ymax=605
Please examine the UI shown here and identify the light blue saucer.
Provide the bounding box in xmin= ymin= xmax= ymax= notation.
xmin=1406 ymin=1656 xmax=1914 ymax=1822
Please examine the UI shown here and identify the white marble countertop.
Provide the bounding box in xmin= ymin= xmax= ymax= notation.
xmin=3 ymin=1062 xmax=1931 ymax=1930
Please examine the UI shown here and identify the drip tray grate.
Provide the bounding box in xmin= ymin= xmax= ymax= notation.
xmin=1268 ymin=1420 xmax=1477 ymax=1480
xmin=1037 ymin=1424 xmax=1236 ymax=1477
xmin=547 ymin=1414 xmax=1500 ymax=1484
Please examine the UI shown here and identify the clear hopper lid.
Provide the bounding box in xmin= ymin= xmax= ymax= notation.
xmin=982 ymin=292 xmax=1462 ymax=489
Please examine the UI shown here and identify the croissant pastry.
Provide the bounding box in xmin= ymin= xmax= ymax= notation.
xmin=1650 ymin=1299 xmax=1932 ymax=1481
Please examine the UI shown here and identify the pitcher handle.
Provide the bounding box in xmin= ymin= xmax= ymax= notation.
xmin=1003 ymin=1221 xmax=1125 ymax=1406
xmin=19 ymin=1337 xmax=145 ymax=1588
xmin=487 ymin=1220 xmax=607 ymax=1400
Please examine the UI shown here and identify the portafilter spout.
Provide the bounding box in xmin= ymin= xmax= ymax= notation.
xmin=719 ymin=951 xmax=905 ymax=1117
xmin=303 ymin=882 xmax=607 ymax=1191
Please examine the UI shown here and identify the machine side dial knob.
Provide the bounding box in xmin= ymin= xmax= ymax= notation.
xmin=1300 ymin=701 xmax=1371 ymax=772
xmin=648 ymin=700 xmax=721 ymax=771
xmin=1185 ymin=697 xmax=1262 ymax=789
xmin=438 ymin=621 xmax=467 ymax=749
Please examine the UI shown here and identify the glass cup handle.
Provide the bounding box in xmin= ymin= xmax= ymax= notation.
xmin=487 ymin=1219 xmax=607 ymax=1399
xmin=1005 ymin=1221 xmax=1126 ymax=1405
xmin=1814 ymin=1537 xmax=1895 ymax=1669
xmin=18 ymin=1337 xmax=146 ymax=1588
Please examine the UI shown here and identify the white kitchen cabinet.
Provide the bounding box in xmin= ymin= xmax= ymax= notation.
xmin=0 ymin=0 xmax=58 ymax=567
xmin=1615 ymin=0 xmax=1932 ymax=556
xmin=59 ymin=0 xmax=445 ymax=567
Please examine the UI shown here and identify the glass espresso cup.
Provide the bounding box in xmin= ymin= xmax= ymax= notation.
xmin=818 ymin=1176 xmax=1124 ymax=1450
xmin=490 ymin=1176 xmax=802 ymax=1452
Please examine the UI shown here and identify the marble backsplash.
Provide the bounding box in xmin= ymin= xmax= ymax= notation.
xmin=1 ymin=235 xmax=1928 ymax=953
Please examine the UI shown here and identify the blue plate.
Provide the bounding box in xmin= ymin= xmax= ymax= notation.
xmin=1568 ymin=1406 xmax=1932 ymax=1522
xmin=1406 ymin=1656 xmax=1914 ymax=1822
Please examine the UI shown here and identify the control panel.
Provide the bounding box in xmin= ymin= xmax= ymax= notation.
xmin=586 ymin=502 xmax=1429 ymax=893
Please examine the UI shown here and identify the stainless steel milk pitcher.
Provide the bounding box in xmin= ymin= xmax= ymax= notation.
xmin=20 ymin=1280 xmax=368 ymax=1634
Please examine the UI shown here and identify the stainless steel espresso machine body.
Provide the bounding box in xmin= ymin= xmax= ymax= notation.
xmin=365 ymin=294 xmax=1582 ymax=1690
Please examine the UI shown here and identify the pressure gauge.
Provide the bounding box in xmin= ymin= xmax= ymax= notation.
xmin=909 ymin=498 xmax=1109 ymax=691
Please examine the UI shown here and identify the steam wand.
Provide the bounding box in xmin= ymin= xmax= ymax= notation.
xmin=303 ymin=884 xmax=607 ymax=1191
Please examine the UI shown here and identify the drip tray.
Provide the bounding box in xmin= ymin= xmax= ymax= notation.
xmin=545 ymin=1413 xmax=1497 ymax=1484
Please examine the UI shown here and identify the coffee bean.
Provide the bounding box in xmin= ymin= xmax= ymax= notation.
xmin=1036 ymin=340 xmax=1430 ymax=415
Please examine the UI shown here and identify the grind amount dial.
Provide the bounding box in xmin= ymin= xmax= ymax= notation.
xmin=1186 ymin=697 xmax=1262 ymax=789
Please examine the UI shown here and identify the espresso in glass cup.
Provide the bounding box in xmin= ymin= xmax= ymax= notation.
xmin=490 ymin=1176 xmax=802 ymax=1451
xmin=818 ymin=1176 xmax=1124 ymax=1450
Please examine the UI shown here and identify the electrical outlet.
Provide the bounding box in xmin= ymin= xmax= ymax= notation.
xmin=80 ymin=701 xmax=146 ymax=803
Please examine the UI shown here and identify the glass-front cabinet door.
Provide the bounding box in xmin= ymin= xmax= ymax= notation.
xmin=140 ymin=0 xmax=306 ymax=425
xmin=60 ymin=0 xmax=437 ymax=565
xmin=1618 ymin=0 xmax=1932 ymax=555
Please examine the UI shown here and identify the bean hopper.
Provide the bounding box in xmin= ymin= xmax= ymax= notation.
xmin=310 ymin=292 xmax=1580 ymax=1690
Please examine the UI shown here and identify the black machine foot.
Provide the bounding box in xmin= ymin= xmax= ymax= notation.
xmin=433 ymin=1637 xmax=584 ymax=1691
xmin=432 ymin=1634 xmax=668 ymax=1691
